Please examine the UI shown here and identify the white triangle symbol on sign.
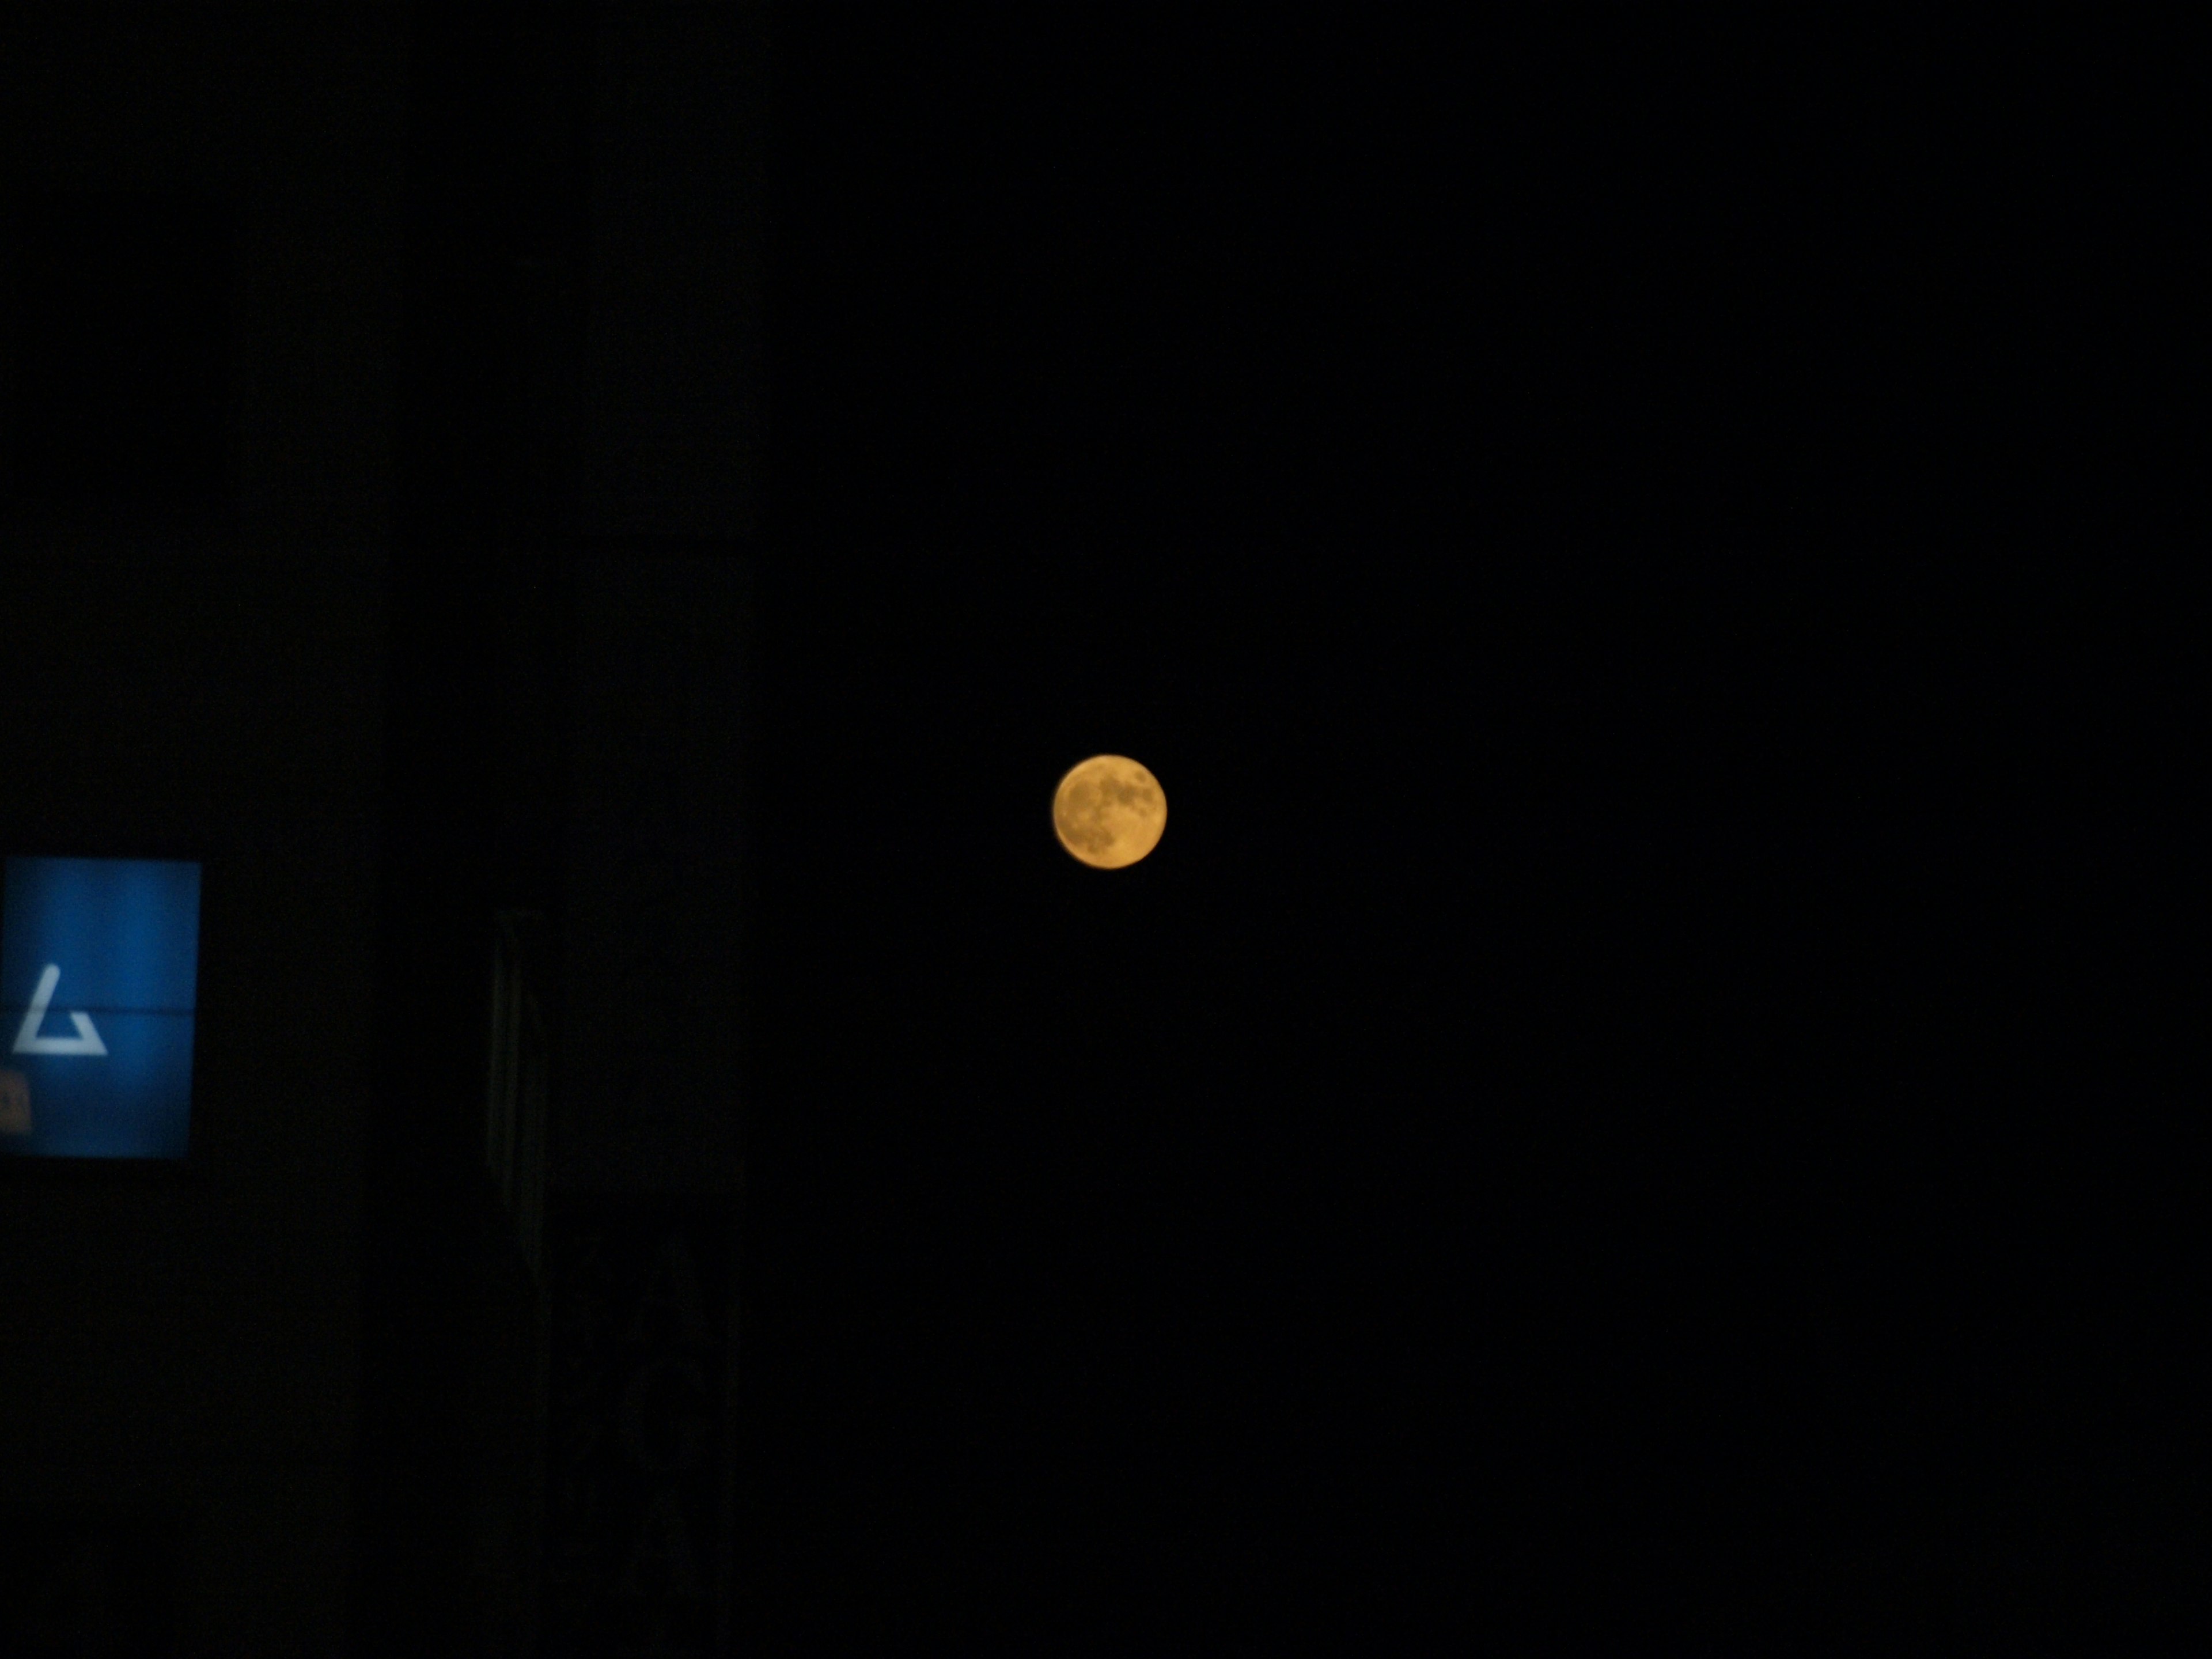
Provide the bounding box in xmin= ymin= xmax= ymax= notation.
xmin=13 ymin=964 xmax=108 ymax=1056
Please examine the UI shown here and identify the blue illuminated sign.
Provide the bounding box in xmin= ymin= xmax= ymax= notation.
xmin=0 ymin=857 xmax=202 ymax=1159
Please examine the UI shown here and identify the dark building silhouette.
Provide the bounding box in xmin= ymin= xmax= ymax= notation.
xmin=2 ymin=8 xmax=756 ymax=1655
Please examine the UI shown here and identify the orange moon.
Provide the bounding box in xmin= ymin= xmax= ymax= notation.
xmin=1052 ymin=755 xmax=1166 ymax=869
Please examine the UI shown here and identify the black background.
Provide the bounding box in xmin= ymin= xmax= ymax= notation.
xmin=743 ymin=9 xmax=2198 ymax=1649
xmin=749 ymin=12 xmax=1479 ymax=1643
xmin=0 ymin=6 xmax=2194 ymax=1652
xmin=5 ymin=188 xmax=236 ymax=524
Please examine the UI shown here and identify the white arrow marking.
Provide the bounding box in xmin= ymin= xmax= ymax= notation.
xmin=13 ymin=964 xmax=108 ymax=1056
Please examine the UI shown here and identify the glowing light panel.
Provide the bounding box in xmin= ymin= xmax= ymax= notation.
xmin=0 ymin=857 xmax=201 ymax=1159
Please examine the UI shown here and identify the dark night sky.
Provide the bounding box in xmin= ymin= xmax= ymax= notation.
xmin=741 ymin=11 xmax=2196 ymax=1645
xmin=747 ymin=24 xmax=1460 ymax=1639
xmin=0 ymin=9 xmax=2190 ymax=1652
xmin=53 ymin=7 xmax=2180 ymax=1648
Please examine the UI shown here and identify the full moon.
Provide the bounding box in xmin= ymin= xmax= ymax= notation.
xmin=1052 ymin=755 xmax=1166 ymax=869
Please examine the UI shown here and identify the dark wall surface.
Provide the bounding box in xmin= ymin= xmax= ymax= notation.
xmin=362 ymin=8 xmax=760 ymax=1657
xmin=0 ymin=11 xmax=403 ymax=1656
